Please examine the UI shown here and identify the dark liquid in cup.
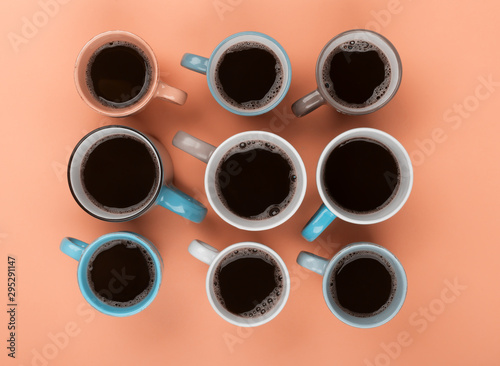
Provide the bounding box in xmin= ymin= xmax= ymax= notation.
xmin=86 ymin=41 xmax=152 ymax=108
xmin=322 ymin=40 xmax=390 ymax=108
xmin=216 ymin=141 xmax=297 ymax=219
xmin=81 ymin=134 xmax=159 ymax=214
xmin=214 ymin=248 xmax=284 ymax=318
xmin=329 ymin=251 xmax=396 ymax=317
xmin=323 ymin=138 xmax=399 ymax=213
xmin=87 ymin=239 xmax=156 ymax=307
xmin=215 ymin=42 xmax=283 ymax=109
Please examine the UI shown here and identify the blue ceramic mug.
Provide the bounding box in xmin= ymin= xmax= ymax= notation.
xmin=68 ymin=125 xmax=207 ymax=223
xmin=60 ymin=231 xmax=163 ymax=317
xmin=181 ymin=31 xmax=291 ymax=116
xmin=297 ymin=242 xmax=407 ymax=328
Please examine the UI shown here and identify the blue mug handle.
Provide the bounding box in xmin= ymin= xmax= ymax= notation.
xmin=301 ymin=204 xmax=337 ymax=242
xmin=181 ymin=53 xmax=209 ymax=75
xmin=60 ymin=237 xmax=88 ymax=261
xmin=157 ymin=185 xmax=207 ymax=223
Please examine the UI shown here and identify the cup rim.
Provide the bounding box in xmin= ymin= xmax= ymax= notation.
xmin=204 ymin=131 xmax=307 ymax=231
xmin=316 ymin=127 xmax=413 ymax=224
xmin=67 ymin=125 xmax=164 ymax=222
xmin=206 ymin=31 xmax=292 ymax=116
xmin=204 ymin=242 xmax=290 ymax=327
xmin=321 ymin=242 xmax=407 ymax=328
xmin=76 ymin=232 xmax=163 ymax=317
xmin=314 ymin=29 xmax=402 ymax=115
xmin=74 ymin=30 xmax=160 ymax=117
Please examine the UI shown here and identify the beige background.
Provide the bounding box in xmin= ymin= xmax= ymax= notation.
xmin=1 ymin=0 xmax=499 ymax=365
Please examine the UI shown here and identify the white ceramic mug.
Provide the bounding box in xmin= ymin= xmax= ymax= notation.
xmin=173 ymin=130 xmax=307 ymax=231
xmin=302 ymin=128 xmax=413 ymax=241
xmin=189 ymin=240 xmax=290 ymax=327
xmin=297 ymin=242 xmax=407 ymax=328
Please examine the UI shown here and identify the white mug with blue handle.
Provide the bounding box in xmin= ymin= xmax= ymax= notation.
xmin=302 ymin=128 xmax=413 ymax=241
xmin=297 ymin=242 xmax=407 ymax=328
xmin=60 ymin=231 xmax=163 ymax=317
xmin=68 ymin=125 xmax=207 ymax=223
xmin=181 ymin=31 xmax=291 ymax=116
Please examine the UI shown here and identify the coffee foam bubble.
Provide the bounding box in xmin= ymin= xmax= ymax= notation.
xmin=85 ymin=41 xmax=152 ymax=109
xmin=215 ymin=140 xmax=297 ymax=220
xmin=215 ymin=41 xmax=283 ymax=110
xmin=329 ymin=250 xmax=397 ymax=318
xmin=213 ymin=248 xmax=284 ymax=318
xmin=80 ymin=134 xmax=160 ymax=216
xmin=87 ymin=239 xmax=156 ymax=308
xmin=322 ymin=40 xmax=391 ymax=109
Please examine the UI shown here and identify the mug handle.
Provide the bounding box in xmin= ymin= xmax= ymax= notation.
xmin=291 ymin=89 xmax=326 ymax=117
xmin=188 ymin=240 xmax=220 ymax=265
xmin=157 ymin=185 xmax=207 ymax=223
xmin=172 ymin=131 xmax=216 ymax=164
xmin=155 ymin=80 xmax=188 ymax=105
xmin=296 ymin=251 xmax=329 ymax=275
xmin=181 ymin=53 xmax=209 ymax=75
xmin=60 ymin=237 xmax=88 ymax=261
xmin=301 ymin=203 xmax=337 ymax=242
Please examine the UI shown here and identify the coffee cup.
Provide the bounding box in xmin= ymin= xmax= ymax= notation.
xmin=74 ymin=30 xmax=187 ymax=117
xmin=181 ymin=31 xmax=291 ymax=116
xmin=173 ymin=130 xmax=306 ymax=230
xmin=68 ymin=125 xmax=207 ymax=223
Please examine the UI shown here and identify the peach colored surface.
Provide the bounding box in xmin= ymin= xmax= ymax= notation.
xmin=1 ymin=0 xmax=499 ymax=365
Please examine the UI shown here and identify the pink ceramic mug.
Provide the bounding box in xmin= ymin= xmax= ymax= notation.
xmin=74 ymin=30 xmax=187 ymax=117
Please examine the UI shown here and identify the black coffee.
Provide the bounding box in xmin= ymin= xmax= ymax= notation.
xmin=86 ymin=41 xmax=151 ymax=108
xmin=329 ymin=251 xmax=396 ymax=317
xmin=323 ymin=138 xmax=399 ymax=213
xmin=216 ymin=141 xmax=297 ymax=219
xmin=81 ymin=134 xmax=159 ymax=213
xmin=214 ymin=248 xmax=284 ymax=318
xmin=323 ymin=40 xmax=390 ymax=108
xmin=87 ymin=239 xmax=155 ymax=307
xmin=216 ymin=42 xmax=283 ymax=109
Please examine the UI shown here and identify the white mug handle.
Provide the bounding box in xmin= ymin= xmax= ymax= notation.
xmin=188 ymin=240 xmax=220 ymax=265
xmin=172 ymin=131 xmax=216 ymax=164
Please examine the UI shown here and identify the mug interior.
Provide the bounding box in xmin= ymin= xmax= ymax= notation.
xmin=207 ymin=32 xmax=291 ymax=116
xmin=322 ymin=242 xmax=407 ymax=328
xmin=205 ymin=131 xmax=307 ymax=231
xmin=68 ymin=125 xmax=163 ymax=222
xmin=74 ymin=31 xmax=159 ymax=117
xmin=315 ymin=29 xmax=402 ymax=115
xmin=205 ymin=242 xmax=290 ymax=327
xmin=317 ymin=128 xmax=412 ymax=224
xmin=77 ymin=232 xmax=163 ymax=317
